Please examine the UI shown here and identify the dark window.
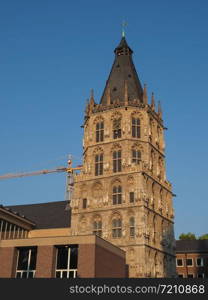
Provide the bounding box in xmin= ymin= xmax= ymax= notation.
xmin=132 ymin=150 xmax=141 ymax=164
xmin=96 ymin=122 xmax=104 ymax=142
xmin=57 ymin=247 xmax=68 ymax=269
xmin=113 ymin=150 xmax=122 ymax=172
xmin=55 ymin=245 xmax=78 ymax=278
xmin=196 ymin=258 xmax=203 ymax=266
xmin=129 ymin=192 xmax=135 ymax=203
xmin=129 ymin=217 xmax=135 ymax=237
xmin=113 ymin=119 xmax=122 ymax=139
xmin=176 ymin=259 xmax=183 ymax=267
xmin=197 ymin=273 xmax=204 ymax=278
xmin=95 ymin=153 xmax=103 ymax=176
xmin=16 ymin=247 xmax=37 ymax=278
xmin=132 ymin=118 xmax=140 ymax=138
xmin=112 ymin=218 xmax=122 ymax=238
xmin=93 ymin=220 xmax=102 ymax=237
xmin=82 ymin=198 xmax=87 ymax=209
xmin=187 ymin=274 xmax=194 ymax=278
xmin=70 ymin=247 xmax=78 ymax=269
xmin=112 ymin=185 xmax=122 ymax=205
xmin=186 ymin=259 xmax=193 ymax=266
xmin=178 ymin=274 xmax=183 ymax=278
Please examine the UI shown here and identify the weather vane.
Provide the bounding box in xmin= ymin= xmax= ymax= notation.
xmin=122 ymin=21 xmax=127 ymax=37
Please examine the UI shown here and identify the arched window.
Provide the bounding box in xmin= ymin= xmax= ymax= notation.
xmin=129 ymin=217 xmax=135 ymax=237
xmin=113 ymin=118 xmax=121 ymax=139
xmin=93 ymin=220 xmax=102 ymax=237
xmin=112 ymin=217 xmax=122 ymax=238
xmin=112 ymin=185 xmax=122 ymax=205
xmin=113 ymin=150 xmax=122 ymax=172
xmin=132 ymin=149 xmax=141 ymax=164
xmin=95 ymin=153 xmax=103 ymax=176
xmin=96 ymin=121 xmax=104 ymax=142
xmin=132 ymin=118 xmax=140 ymax=138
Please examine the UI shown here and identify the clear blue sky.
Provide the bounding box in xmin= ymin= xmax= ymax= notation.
xmin=0 ymin=0 xmax=208 ymax=239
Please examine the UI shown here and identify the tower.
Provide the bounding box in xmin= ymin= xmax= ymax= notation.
xmin=70 ymin=36 xmax=176 ymax=277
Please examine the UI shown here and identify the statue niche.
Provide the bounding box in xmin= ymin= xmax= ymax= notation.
xmin=92 ymin=182 xmax=103 ymax=207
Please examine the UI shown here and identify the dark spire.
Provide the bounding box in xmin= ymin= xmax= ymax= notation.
xmin=100 ymin=37 xmax=143 ymax=105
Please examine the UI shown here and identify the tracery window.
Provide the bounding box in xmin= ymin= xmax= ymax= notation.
xmin=129 ymin=217 xmax=135 ymax=237
xmin=112 ymin=217 xmax=122 ymax=238
xmin=132 ymin=149 xmax=141 ymax=164
xmin=93 ymin=220 xmax=102 ymax=237
xmin=113 ymin=150 xmax=122 ymax=172
xmin=112 ymin=185 xmax=122 ymax=205
xmin=113 ymin=119 xmax=122 ymax=139
xmin=132 ymin=118 xmax=140 ymax=138
xmin=96 ymin=121 xmax=104 ymax=142
xmin=95 ymin=153 xmax=103 ymax=176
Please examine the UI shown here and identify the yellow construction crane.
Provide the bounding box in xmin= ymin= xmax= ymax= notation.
xmin=0 ymin=159 xmax=82 ymax=201
xmin=0 ymin=160 xmax=82 ymax=180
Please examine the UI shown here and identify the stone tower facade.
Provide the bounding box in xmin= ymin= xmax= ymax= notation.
xmin=70 ymin=37 xmax=176 ymax=278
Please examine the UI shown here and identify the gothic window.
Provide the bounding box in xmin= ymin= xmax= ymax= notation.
xmin=129 ymin=192 xmax=135 ymax=203
xmin=95 ymin=153 xmax=103 ymax=176
xmin=112 ymin=217 xmax=122 ymax=238
xmin=129 ymin=217 xmax=135 ymax=237
xmin=82 ymin=198 xmax=87 ymax=209
xmin=16 ymin=247 xmax=37 ymax=278
xmin=132 ymin=149 xmax=141 ymax=164
xmin=55 ymin=245 xmax=78 ymax=278
xmin=113 ymin=150 xmax=122 ymax=172
xmin=112 ymin=185 xmax=122 ymax=205
xmin=93 ymin=220 xmax=102 ymax=237
xmin=132 ymin=117 xmax=140 ymax=138
xmin=113 ymin=118 xmax=121 ymax=139
xmin=96 ymin=121 xmax=104 ymax=142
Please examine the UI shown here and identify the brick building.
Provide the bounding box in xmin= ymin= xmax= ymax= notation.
xmin=0 ymin=35 xmax=176 ymax=278
xmin=0 ymin=202 xmax=126 ymax=278
xmin=176 ymin=240 xmax=208 ymax=278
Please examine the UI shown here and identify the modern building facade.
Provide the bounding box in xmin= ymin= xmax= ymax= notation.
xmin=176 ymin=240 xmax=208 ymax=278
xmin=0 ymin=202 xmax=126 ymax=278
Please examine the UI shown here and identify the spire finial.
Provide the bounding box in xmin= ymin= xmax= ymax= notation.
xmin=89 ymin=88 xmax=95 ymax=107
xmin=143 ymin=83 xmax=148 ymax=104
xmin=122 ymin=21 xmax=127 ymax=37
xmin=90 ymin=88 xmax=94 ymax=99
xmin=158 ymin=100 xmax=162 ymax=118
xmin=151 ymin=92 xmax=155 ymax=110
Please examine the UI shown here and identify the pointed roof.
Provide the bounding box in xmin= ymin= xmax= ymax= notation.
xmin=100 ymin=37 xmax=143 ymax=105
